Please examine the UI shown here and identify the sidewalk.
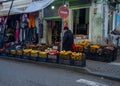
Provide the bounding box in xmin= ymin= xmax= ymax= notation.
xmin=85 ymin=59 xmax=120 ymax=80
xmin=0 ymin=55 xmax=120 ymax=81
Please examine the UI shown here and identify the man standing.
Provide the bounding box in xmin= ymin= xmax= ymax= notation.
xmin=62 ymin=27 xmax=74 ymax=51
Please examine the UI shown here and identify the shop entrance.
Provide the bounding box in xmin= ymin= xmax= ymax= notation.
xmin=47 ymin=19 xmax=62 ymax=45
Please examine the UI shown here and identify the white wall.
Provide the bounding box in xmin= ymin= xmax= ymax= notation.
xmin=89 ymin=1 xmax=105 ymax=44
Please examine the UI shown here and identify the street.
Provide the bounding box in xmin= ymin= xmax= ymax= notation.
xmin=0 ymin=58 xmax=120 ymax=86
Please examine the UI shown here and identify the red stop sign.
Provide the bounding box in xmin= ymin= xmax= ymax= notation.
xmin=58 ymin=6 xmax=69 ymax=19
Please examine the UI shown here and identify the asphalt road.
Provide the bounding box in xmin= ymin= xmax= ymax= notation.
xmin=0 ymin=58 xmax=120 ymax=86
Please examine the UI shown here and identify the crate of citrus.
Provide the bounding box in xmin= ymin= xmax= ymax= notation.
xmin=71 ymin=52 xmax=83 ymax=60
xmin=22 ymin=49 xmax=32 ymax=59
xmin=71 ymin=52 xmax=86 ymax=67
xmin=59 ymin=50 xmax=72 ymax=65
xmin=37 ymin=51 xmax=47 ymax=62
xmin=23 ymin=49 xmax=32 ymax=55
xmin=30 ymin=50 xmax=39 ymax=57
xmin=59 ymin=50 xmax=72 ymax=60
xmin=10 ymin=50 xmax=16 ymax=56
xmin=29 ymin=50 xmax=39 ymax=60
xmin=39 ymin=51 xmax=47 ymax=58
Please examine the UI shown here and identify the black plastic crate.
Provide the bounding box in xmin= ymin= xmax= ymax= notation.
xmin=47 ymin=54 xmax=59 ymax=63
xmin=71 ymin=53 xmax=86 ymax=67
xmin=59 ymin=54 xmax=71 ymax=65
xmin=29 ymin=52 xmax=39 ymax=61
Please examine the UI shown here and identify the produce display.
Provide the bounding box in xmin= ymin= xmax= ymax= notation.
xmin=48 ymin=50 xmax=59 ymax=55
xmin=23 ymin=49 xmax=32 ymax=56
xmin=29 ymin=44 xmax=38 ymax=49
xmin=16 ymin=50 xmax=23 ymax=55
xmin=90 ymin=44 xmax=100 ymax=52
xmin=71 ymin=52 xmax=83 ymax=60
xmin=59 ymin=50 xmax=72 ymax=59
xmin=30 ymin=50 xmax=39 ymax=57
xmin=2 ymin=42 xmax=117 ymax=66
xmin=10 ymin=50 xmax=16 ymax=55
xmin=39 ymin=51 xmax=47 ymax=58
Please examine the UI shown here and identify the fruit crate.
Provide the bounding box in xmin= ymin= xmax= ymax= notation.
xmin=16 ymin=49 xmax=23 ymax=58
xmin=59 ymin=54 xmax=71 ymax=65
xmin=4 ymin=49 xmax=10 ymax=56
xmin=47 ymin=53 xmax=59 ymax=63
xmin=37 ymin=52 xmax=47 ymax=62
xmin=102 ymin=47 xmax=117 ymax=62
xmin=9 ymin=49 xmax=17 ymax=57
xmin=0 ymin=49 xmax=8 ymax=56
xmin=71 ymin=53 xmax=86 ymax=67
xmin=22 ymin=52 xmax=30 ymax=59
xmin=29 ymin=50 xmax=39 ymax=61
xmin=86 ymin=45 xmax=100 ymax=60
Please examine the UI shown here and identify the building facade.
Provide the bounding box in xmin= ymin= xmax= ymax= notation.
xmin=0 ymin=0 xmax=119 ymax=46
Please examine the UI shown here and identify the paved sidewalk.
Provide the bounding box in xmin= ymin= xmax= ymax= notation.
xmin=85 ymin=54 xmax=120 ymax=80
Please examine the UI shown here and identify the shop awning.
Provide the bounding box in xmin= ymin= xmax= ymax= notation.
xmin=0 ymin=0 xmax=32 ymax=16
xmin=11 ymin=0 xmax=55 ymax=13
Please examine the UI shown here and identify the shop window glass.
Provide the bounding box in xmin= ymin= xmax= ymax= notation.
xmin=73 ymin=8 xmax=89 ymax=35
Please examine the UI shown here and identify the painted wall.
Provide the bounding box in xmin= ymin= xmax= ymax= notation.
xmin=89 ymin=1 xmax=103 ymax=44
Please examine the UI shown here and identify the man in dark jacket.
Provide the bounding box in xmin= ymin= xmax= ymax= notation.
xmin=62 ymin=27 xmax=74 ymax=51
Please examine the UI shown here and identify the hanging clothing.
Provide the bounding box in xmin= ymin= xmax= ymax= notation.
xmin=38 ymin=23 xmax=43 ymax=38
xmin=15 ymin=29 xmax=20 ymax=41
xmin=29 ymin=13 xmax=35 ymax=28
xmin=15 ymin=20 xmax=20 ymax=41
xmin=32 ymin=27 xmax=38 ymax=43
xmin=19 ymin=28 xmax=23 ymax=42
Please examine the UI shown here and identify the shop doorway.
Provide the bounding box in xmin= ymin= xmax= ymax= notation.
xmin=72 ymin=8 xmax=89 ymax=37
xmin=47 ymin=19 xmax=62 ymax=45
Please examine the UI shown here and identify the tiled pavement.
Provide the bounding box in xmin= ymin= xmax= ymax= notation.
xmin=86 ymin=55 xmax=120 ymax=80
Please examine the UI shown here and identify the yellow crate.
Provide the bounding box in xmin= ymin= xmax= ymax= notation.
xmin=10 ymin=50 xmax=16 ymax=55
xmin=39 ymin=52 xmax=47 ymax=58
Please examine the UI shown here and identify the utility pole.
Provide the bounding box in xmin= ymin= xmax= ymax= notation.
xmin=60 ymin=0 xmax=66 ymax=50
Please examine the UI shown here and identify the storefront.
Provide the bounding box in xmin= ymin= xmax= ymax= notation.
xmin=0 ymin=12 xmax=39 ymax=44
xmin=0 ymin=0 xmax=55 ymax=45
xmin=43 ymin=0 xmax=91 ymax=45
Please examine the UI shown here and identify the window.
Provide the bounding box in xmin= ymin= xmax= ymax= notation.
xmin=73 ymin=8 xmax=89 ymax=35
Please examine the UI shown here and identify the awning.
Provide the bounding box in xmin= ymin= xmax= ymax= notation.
xmin=0 ymin=0 xmax=32 ymax=16
xmin=11 ymin=0 xmax=55 ymax=13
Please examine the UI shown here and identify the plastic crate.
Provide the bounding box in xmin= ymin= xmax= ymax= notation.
xmin=9 ymin=50 xmax=16 ymax=57
xmin=47 ymin=54 xmax=59 ymax=63
xmin=16 ymin=50 xmax=23 ymax=58
xmin=59 ymin=54 xmax=71 ymax=65
xmin=37 ymin=57 xmax=47 ymax=62
xmin=71 ymin=53 xmax=86 ymax=67
xmin=22 ymin=52 xmax=30 ymax=59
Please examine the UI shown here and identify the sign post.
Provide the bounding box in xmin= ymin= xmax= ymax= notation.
xmin=58 ymin=6 xmax=69 ymax=50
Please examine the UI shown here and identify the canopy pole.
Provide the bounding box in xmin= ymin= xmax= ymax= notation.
xmin=2 ymin=0 xmax=14 ymax=46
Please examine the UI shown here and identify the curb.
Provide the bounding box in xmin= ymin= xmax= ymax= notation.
xmin=0 ymin=56 xmax=120 ymax=81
